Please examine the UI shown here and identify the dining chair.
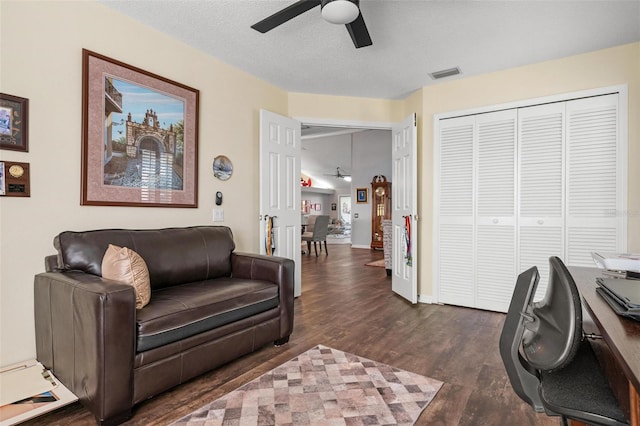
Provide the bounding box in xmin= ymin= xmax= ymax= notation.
xmin=302 ymin=215 xmax=330 ymax=256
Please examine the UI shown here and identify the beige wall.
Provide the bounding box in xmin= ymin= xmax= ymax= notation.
xmin=1 ymin=0 xmax=637 ymax=366
xmin=419 ymin=42 xmax=640 ymax=297
xmin=288 ymin=92 xmax=403 ymax=123
xmin=0 ymin=0 xmax=287 ymax=365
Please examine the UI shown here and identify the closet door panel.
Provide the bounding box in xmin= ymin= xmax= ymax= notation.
xmin=476 ymin=225 xmax=515 ymax=311
xmin=438 ymin=223 xmax=474 ymax=307
xmin=567 ymin=226 xmax=618 ymax=266
xmin=566 ymin=94 xmax=623 ymax=265
xmin=437 ymin=117 xmax=475 ymax=308
xmin=476 ymin=111 xmax=516 ymax=219
xmin=476 ymin=110 xmax=517 ymax=312
xmin=519 ymin=226 xmax=563 ymax=302
xmin=518 ymin=103 xmax=565 ymax=298
xmin=438 ymin=119 xmax=474 ymax=217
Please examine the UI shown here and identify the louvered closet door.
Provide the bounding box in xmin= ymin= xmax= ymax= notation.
xmin=475 ymin=110 xmax=517 ymax=312
xmin=518 ymin=103 xmax=565 ymax=301
xmin=566 ymin=94 xmax=623 ymax=265
xmin=437 ymin=116 xmax=475 ymax=308
xmin=436 ymin=91 xmax=624 ymax=313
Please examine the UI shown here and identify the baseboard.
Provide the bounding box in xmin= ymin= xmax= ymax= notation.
xmin=326 ymin=239 xmax=352 ymax=245
xmin=351 ymin=245 xmax=370 ymax=249
xmin=418 ymin=294 xmax=433 ymax=304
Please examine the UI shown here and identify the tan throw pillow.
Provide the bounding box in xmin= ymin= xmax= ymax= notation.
xmin=101 ymin=244 xmax=151 ymax=309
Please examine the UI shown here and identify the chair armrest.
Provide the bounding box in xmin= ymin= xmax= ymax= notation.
xmin=34 ymin=271 xmax=136 ymax=423
xmin=231 ymin=253 xmax=295 ymax=340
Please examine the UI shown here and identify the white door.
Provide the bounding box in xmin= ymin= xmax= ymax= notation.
xmin=436 ymin=116 xmax=475 ymax=308
xmin=475 ymin=110 xmax=517 ymax=311
xmin=259 ymin=110 xmax=302 ymax=297
xmin=565 ymin=94 xmax=625 ymax=264
xmin=391 ymin=114 xmax=418 ymax=303
xmin=518 ymin=102 xmax=565 ymax=301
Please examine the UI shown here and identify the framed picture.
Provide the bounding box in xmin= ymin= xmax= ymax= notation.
xmin=331 ymin=202 xmax=337 ymax=211
xmin=314 ymin=203 xmax=321 ymax=211
xmin=356 ymin=188 xmax=368 ymax=203
xmin=81 ymin=49 xmax=199 ymax=207
xmin=0 ymin=93 xmax=28 ymax=152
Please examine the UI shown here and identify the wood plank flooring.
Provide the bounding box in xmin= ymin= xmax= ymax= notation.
xmin=23 ymin=245 xmax=558 ymax=425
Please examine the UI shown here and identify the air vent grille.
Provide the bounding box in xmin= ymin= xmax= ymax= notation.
xmin=430 ymin=67 xmax=461 ymax=80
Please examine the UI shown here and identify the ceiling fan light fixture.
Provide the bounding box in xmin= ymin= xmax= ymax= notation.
xmin=344 ymin=176 xmax=352 ymax=182
xmin=321 ymin=0 xmax=359 ymax=25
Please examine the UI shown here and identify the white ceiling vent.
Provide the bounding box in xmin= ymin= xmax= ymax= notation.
xmin=429 ymin=67 xmax=461 ymax=80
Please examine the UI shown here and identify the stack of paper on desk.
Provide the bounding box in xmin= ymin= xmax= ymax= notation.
xmin=592 ymin=252 xmax=640 ymax=272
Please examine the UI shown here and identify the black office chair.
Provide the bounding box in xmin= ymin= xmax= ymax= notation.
xmin=499 ymin=256 xmax=628 ymax=426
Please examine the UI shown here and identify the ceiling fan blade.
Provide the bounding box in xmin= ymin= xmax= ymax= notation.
xmin=251 ymin=0 xmax=321 ymax=33
xmin=345 ymin=12 xmax=372 ymax=48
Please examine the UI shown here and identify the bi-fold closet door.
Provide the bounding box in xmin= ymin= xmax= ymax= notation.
xmin=436 ymin=93 xmax=624 ymax=312
xmin=437 ymin=110 xmax=517 ymax=312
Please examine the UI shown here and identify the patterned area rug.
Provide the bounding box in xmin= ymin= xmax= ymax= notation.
xmin=172 ymin=345 xmax=443 ymax=426
xmin=365 ymin=259 xmax=386 ymax=268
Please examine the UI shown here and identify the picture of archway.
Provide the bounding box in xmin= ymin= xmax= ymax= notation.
xmin=103 ymin=77 xmax=184 ymax=190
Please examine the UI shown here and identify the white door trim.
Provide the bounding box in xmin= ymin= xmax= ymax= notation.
xmin=433 ymin=84 xmax=628 ymax=121
xmin=294 ymin=117 xmax=394 ymax=131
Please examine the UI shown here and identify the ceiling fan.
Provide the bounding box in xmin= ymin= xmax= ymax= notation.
xmin=325 ymin=167 xmax=352 ymax=181
xmin=251 ymin=0 xmax=372 ymax=49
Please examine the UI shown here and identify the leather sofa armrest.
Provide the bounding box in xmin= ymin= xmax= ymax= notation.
xmin=44 ymin=254 xmax=59 ymax=272
xmin=231 ymin=253 xmax=295 ymax=341
xmin=34 ymin=271 xmax=136 ymax=424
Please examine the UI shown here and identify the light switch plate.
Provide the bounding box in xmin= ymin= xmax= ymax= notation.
xmin=213 ymin=208 xmax=224 ymax=222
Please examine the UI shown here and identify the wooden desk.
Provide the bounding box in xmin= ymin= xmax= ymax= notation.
xmin=570 ymin=266 xmax=640 ymax=425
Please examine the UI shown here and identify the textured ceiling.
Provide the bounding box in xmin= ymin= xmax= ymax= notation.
xmin=99 ymin=0 xmax=640 ymax=190
xmin=100 ymin=0 xmax=640 ymax=100
xmin=301 ymin=127 xmax=364 ymax=190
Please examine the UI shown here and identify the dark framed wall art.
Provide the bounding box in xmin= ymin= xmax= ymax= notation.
xmin=81 ymin=49 xmax=199 ymax=207
xmin=0 ymin=93 xmax=29 ymax=152
xmin=356 ymin=188 xmax=368 ymax=203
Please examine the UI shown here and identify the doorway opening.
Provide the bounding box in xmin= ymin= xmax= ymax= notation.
xmin=300 ymin=123 xmax=392 ymax=250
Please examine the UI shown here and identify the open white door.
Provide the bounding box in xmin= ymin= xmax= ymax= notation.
xmin=392 ymin=114 xmax=418 ymax=303
xmin=259 ymin=110 xmax=302 ymax=297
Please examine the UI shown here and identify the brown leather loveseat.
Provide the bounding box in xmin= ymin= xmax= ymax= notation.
xmin=34 ymin=226 xmax=294 ymax=425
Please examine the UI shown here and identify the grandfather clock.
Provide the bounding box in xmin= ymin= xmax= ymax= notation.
xmin=371 ymin=175 xmax=391 ymax=250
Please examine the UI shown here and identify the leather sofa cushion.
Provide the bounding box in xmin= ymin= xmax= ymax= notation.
xmin=55 ymin=227 xmax=236 ymax=290
xmin=135 ymin=278 xmax=278 ymax=352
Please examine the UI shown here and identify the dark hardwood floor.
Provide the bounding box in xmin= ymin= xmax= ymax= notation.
xmin=24 ymin=245 xmax=558 ymax=425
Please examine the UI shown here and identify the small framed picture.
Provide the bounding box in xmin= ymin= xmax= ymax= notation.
xmin=356 ymin=188 xmax=368 ymax=203
xmin=331 ymin=202 xmax=337 ymax=211
xmin=0 ymin=93 xmax=29 ymax=152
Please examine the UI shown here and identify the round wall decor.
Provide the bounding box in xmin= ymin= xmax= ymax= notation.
xmin=213 ymin=155 xmax=233 ymax=181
